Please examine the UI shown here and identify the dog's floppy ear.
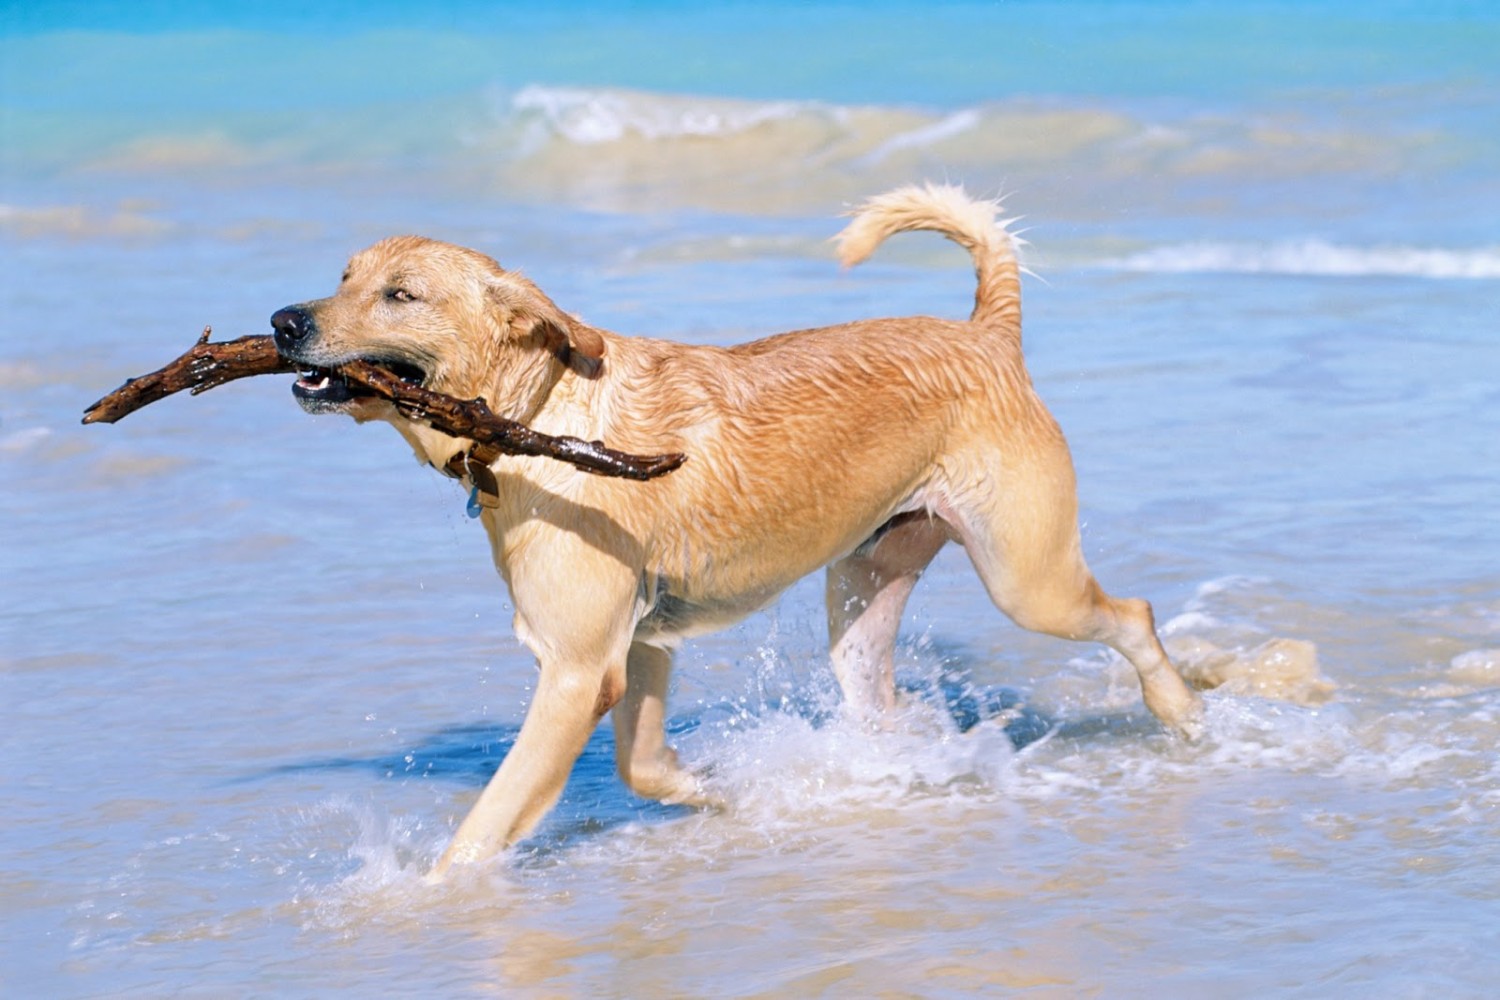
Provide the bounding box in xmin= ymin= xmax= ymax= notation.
xmin=487 ymin=273 xmax=605 ymax=378
xmin=548 ymin=319 xmax=605 ymax=379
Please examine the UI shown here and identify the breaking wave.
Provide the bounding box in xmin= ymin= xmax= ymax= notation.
xmin=464 ymin=85 xmax=1458 ymax=217
xmin=1103 ymin=239 xmax=1500 ymax=280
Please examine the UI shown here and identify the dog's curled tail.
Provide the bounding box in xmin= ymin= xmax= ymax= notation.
xmin=834 ymin=183 xmax=1022 ymax=332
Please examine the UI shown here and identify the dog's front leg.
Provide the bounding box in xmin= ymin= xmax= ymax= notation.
xmin=428 ymin=657 xmax=619 ymax=878
xmin=429 ymin=537 xmax=638 ymax=880
xmin=613 ymin=642 xmax=714 ymax=806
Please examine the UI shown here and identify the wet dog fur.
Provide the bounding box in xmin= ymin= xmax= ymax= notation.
xmin=269 ymin=184 xmax=1204 ymax=877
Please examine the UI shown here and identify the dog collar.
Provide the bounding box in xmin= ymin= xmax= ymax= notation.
xmin=441 ymin=444 xmax=502 ymax=518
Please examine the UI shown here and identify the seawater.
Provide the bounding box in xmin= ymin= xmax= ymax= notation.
xmin=3 ymin=3 xmax=1498 ymax=996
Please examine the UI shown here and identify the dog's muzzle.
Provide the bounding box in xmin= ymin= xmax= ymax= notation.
xmin=270 ymin=304 xmax=430 ymax=413
xmin=271 ymin=304 xmax=352 ymax=410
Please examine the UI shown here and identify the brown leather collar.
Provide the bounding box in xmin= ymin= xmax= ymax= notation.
xmin=440 ymin=443 xmax=502 ymax=507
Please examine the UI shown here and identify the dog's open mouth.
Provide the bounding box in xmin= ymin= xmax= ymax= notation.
xmin=292 ymin=359 xmax=428 ymax=409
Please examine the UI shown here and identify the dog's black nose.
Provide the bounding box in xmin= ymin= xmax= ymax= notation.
xmin=270 ymin=305 xmax=315 ymax=352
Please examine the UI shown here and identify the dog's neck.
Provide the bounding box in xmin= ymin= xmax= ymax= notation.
xmin=421 ymin=347 xmax=602 ymax=510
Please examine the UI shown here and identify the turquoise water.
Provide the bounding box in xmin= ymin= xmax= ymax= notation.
xmin=3 ymin=3 xmax=1499 ymax=996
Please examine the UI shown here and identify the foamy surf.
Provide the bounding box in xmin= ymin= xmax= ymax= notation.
xmin=1103 ymin=238 xmax=1500 ymax=279
xmin=239 ymin=570 xmax=1500 ymax=1000
xmin=507 ymin=85 xmax=814 ymax=146
xmin=308 ymin=586 xmax=1351 ymax=899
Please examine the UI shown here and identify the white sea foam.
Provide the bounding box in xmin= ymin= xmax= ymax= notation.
xmin=1105 ymin=239 xmax=1500 ymax=280
xmin=509 ymin=85 xmax=816 ymax=145
xmin=699 ymin=699 xmax=1019 ymax=816
xmin=1192 ymin=696 xmax=1357 ymax=771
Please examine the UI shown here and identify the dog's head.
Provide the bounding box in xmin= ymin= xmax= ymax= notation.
xmin=271 ymin=236 xmax=603 ymax=443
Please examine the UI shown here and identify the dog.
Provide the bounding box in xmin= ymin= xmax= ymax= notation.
xmin=269 ymin=184 xmax=1203 ymax=877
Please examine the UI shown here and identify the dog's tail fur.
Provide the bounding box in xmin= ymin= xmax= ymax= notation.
xmin=834 ymin=183 xmax=1021 ymax=332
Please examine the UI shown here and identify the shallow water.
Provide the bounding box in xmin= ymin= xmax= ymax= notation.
xmin=4 ymin=3 xmax=1499 ymax=996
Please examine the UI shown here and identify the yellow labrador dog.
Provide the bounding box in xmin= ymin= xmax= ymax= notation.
xmin=270 ymin=184 xmax=1203 ymax=877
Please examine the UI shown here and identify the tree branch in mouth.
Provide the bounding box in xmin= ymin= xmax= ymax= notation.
xmin=82 ymin=327 xmax=686 ymax=481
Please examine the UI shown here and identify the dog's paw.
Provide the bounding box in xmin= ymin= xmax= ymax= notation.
xmin=663 ymin=769 xmax=726 ymax=811
xmin=1165 ymin=695 xmax=1207 ymax=743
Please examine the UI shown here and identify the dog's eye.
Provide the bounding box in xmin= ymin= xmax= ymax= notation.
xmin=386 ymin=287 xmax=418 ymax=303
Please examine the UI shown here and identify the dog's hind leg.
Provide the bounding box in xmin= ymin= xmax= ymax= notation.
xmin=612 ymin=642 xmax=711 ymax=805
xmin=826 ymin=515 xmax=949 ymax=718
xmin=948 ymin=448 xmax=1204 ymax=739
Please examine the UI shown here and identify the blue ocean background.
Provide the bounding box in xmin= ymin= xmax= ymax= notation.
xmin=3 ymin=2 xmax=1498 ymax=996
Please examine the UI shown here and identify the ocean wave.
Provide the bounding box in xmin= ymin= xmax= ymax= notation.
xmin=462 ymin=85 xmax=1474 ymax=218
xmin=1102 ymin=239 xmax=1500 ymax=279
xmin=473 ymin=86 xmax=1155 ymax=214
xmin=29 ymin=82 xmax=1483 ymax=225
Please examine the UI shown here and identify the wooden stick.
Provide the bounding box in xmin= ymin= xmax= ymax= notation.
xmin=82 ymin=328 xmax=686 ymax=481
xmin=82 ymin=327 xmax=294 ymax=423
